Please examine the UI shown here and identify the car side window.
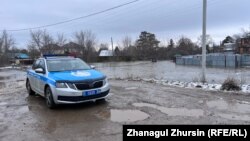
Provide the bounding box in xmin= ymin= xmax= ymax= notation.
xmin=38 ymin=60 xmax=45 ymax=71
xmin=32 ymin=60 xmax=40 ymax=70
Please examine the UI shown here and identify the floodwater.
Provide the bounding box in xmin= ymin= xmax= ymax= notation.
xmin=92 ymin=61 xmax=250 ymax=84
xmin=0 ymin=70 xmax=26 ymax=94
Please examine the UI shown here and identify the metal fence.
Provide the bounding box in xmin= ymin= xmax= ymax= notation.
xmin=176 ymin=53 xmax=250 ymax=68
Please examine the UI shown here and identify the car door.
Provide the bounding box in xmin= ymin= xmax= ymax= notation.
xmin=29 ymin=60 xmax=40 ymax=93
xmin=36 ymin=59 xmax=47 ymax=95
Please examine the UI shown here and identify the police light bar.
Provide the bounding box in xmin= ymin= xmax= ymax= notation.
xmin=43 ymin=54 xmax=76 ymax=59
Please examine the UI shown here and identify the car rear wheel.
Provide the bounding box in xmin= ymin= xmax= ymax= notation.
xmin=45 ymin=87 xmax=56 ymax=109
xmin=26 ymin=80 xmax=35 ymax=95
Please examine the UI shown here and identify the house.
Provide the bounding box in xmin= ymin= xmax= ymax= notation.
xmin=99 ymin=50 xmax=114 ymax=57
xmin=62 ymin=42 xmax=81 ymax=54
xmin=236 ymin=36 xmax=250 ymax=54
xmin=7 ymin=53 xmax=33 ymax=65
xmin=7 ymin=53 xmax=30 ymax=59
xmin=40 ymin=42 xmax=81 ymax=57
xmin=15 ymin=53 xmax=30 ymax=59
xmin=223 ymin=43 xmax=236 ymax=54
xmin=41 ymin=44 xmax=60 ymax=54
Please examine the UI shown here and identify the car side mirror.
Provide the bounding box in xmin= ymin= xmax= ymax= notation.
xmin=35 ymin=68 xmax=45 ymax=74
xmin=90 ymin=65 xmax=95 ymax=69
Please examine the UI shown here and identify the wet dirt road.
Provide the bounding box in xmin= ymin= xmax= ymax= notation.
xmin=0 ymin=69 xmax=250 ymax=141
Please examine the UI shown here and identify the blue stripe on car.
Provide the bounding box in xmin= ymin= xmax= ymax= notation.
xmin=27 ymin=71 xmax=56 ymax=86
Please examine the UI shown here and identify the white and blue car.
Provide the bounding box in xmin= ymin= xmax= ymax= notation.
xmin=26 ymin=55 xmax=110 ymax=108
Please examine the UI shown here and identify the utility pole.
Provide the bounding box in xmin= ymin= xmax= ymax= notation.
xmin=201 ymin=0 xmax=207 ymax=83
xmin=111 ymin=37 xmax=114 ymax=56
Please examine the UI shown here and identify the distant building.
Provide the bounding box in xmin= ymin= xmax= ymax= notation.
xmin=41 ymin=42 xmax=81 ymax=57
xmin=61 ymin=42 xmax=81 ymax=55
xmin=236 ymin=36 xmax=250 ymax=54
xmin=41 ymin=44 xmax=60 ymax=54
xmin=15 ymin=53 xmax=30 ymax=59
xmin=7 ymin=53 xmax=30 ymax=59
xmin=223 ymin=43 xmax=236 ymax=54
xmin=99 ymin=50 xmax=114 ymax=57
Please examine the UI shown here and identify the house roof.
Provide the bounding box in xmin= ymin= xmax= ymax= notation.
xmin=13 ymin=53 xmax=29 ymax=59
xmin=62 ymin=42 xmax=81 ymax=49
xmin=99 ymin=50 xmax=113 ymax=57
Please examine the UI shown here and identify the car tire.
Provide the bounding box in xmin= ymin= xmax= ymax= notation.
xmin=45 ymin=87 xmax=56 ymax=109
xmin=26 ymin=80 xmax=35 ymax=95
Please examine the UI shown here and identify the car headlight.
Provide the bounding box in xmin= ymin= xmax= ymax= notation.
xmin=103 ymin=78 xmax=108 ymax=86
xmin=56 ymin=82 xmax=68 ymax=88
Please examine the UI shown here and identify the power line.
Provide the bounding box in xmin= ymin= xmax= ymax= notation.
xmin=3 ymin=0 xmax=140 ymax=32
xmin=84 ymin=0 xmax=220 ymax=31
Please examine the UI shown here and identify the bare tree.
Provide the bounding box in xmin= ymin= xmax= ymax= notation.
xmin=84 ymin=31 xmax=96 ymax=61
xmin=56 ymin=33 xmax=67 ymax=47
xmin=122 ymin=36 xmax=132 ymax=48
xmin=1 ymin=30 xmax=15 ymax=53
xmin=74 ymin=30 xmax=96 ymax=61
xmin=177 ymin=36 xmax=200 ymax=55
xmin=30 ymin=30 xmax=43 ymax=51
xmin=29 ymin=29 xmax=54 ymax=54
xmin=0 ymin=37 xmax=3 ymax=53
xmin=43 ymin=31 xmax=54 ymax=46
xmin=241 ymin=27 xmax=250 ymax=37
xmin=197 ymin=34 xmax=214 ymax=47
xmin=74 ymin=30 xmax=85 ymax=56
xmin=27 ymin=43 xmax=40 ymax=59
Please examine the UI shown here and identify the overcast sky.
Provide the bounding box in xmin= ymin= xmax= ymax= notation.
xmin=1 ymin=0 xmax=250 ymax=48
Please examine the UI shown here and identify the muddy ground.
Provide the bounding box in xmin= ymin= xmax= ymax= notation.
xmin=0 ymin=69 xmax=250 ymax=141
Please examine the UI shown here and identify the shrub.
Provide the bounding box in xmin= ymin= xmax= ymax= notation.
xmin=221 ymin=77 xmax=241 ymax=91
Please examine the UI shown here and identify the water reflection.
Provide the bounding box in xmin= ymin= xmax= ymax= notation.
xmin=92 ymin=61 xmax=250 ymax=84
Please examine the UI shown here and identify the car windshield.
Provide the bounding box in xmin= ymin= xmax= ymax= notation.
xmin=47 ymin=58 xmax=91 ymax=72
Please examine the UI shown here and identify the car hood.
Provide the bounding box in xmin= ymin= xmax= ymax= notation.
xmin=48 ymin=69 xmax=105 ymax=82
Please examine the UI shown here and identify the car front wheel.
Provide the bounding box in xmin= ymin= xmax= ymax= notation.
xmin=26 ymin=80 xmax=35 ymax=95
xmin=45 ymin=87 xmax=56 ymax=109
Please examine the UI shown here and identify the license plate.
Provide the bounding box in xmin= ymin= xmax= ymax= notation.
xmin=83 ymin=90 xmax=98 ymax=96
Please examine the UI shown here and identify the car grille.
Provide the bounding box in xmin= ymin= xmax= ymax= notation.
xmin=57 ymin=90 xmax=109 ymax=102
xmin=74 ymin=80 xmax=103 ymax=90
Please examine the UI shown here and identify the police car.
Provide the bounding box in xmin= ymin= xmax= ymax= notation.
xmin=26 ymin=55 xmax=110 ymax=108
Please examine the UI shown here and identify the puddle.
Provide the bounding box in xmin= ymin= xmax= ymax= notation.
xmin=218 ymin=113 xmax=250 ymax=121
xmin=133 ymin=103 xmax=204 ymax=117
xmin=0 ymin=76 xmax=4 ymax=80
xmin=0 ymin=102 xmax=8 ymax=106
xmin=108 ymin=93 xmax=114 ymax=96
xmin=0 ymin=82 xmax=6 ymax=88
xmin=207 ymin=100 xmax=228 ymax=110
xmin=125 ymin=87 xmax=138 ymax=90
xmin=110 ymin=109 xmax=149 ymax=123
xmin=15 ymin=106 xmax=29 ymax=115
xmin=207 ymin=99 xmax=250 ymax=113
xmin=0 ymin=76 xmax=11 ymax=80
